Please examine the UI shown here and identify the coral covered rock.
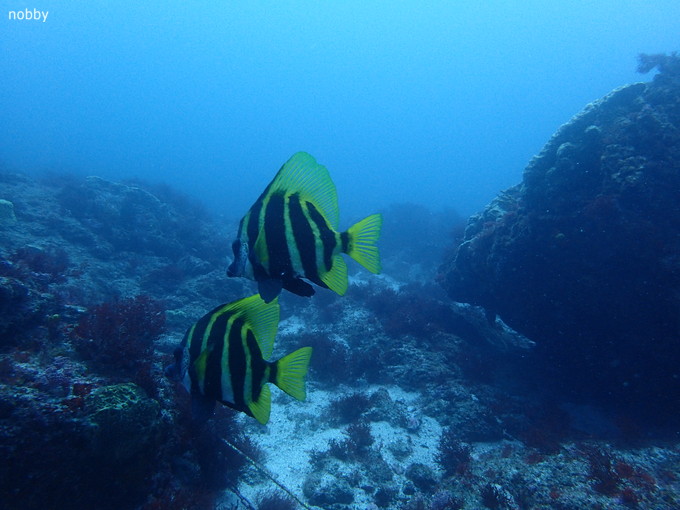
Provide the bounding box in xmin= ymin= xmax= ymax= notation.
xmin=85 ymin=383 xmax=164 ymax=462
xmin=440 ymin=55 xmax=680 ymax=421
xmin=0 ymin=381 xmax=167 ymax=510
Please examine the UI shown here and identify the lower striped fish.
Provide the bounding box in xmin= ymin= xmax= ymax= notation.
xmin=227 ymin=152 xmax=382 ymax=303
xmin=165 ymin=294 xmax=312 ymax=424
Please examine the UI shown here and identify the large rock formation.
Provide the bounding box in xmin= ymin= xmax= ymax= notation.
xmin=440 ymin=54 xmax=680 ymax=421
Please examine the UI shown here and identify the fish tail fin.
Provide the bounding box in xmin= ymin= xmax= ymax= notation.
xmin=345 ymin=213 xmax=382 ymax=274
xmin=274 ymin=347 xmax=312 ymax=401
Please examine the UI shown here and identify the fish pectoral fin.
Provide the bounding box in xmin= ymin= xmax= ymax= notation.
xmin=191 ymin=394 xmax=216 ymax=422
xmin=248 ymin=385 xmax=271 ymax=425
xmin=253 ymin=226 xmax=269 ymax=267
xmin=192 ymin=345 xmax=213 ymax=382
xmin=258 ymin=278 xmax=283 ymax=304
xmin=320 ymin=255 xmax=348 ymax=296
xmin=283 ymin=278 xmax=315 ymax=297
xmin=275 ymin=346 xmax=312 ymax=401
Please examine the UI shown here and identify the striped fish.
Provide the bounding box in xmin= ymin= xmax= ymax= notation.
xmin=166 ymin=294 xmax=312 ymax=424
xmin=227 ymin=152 xmax=382 ymax=303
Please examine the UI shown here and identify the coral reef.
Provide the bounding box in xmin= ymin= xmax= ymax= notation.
xmin=0 ymin=379 xmax=168 ymax=510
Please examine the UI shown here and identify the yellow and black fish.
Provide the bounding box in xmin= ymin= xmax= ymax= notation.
xmin=227 ymin=152 xmax=382 ymax=303
xmin=165 ymin=294 xmax=312 ymax=424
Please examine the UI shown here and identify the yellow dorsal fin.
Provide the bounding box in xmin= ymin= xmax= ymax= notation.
xmin=225 ymin=294 xmax=279 ymax=359
xmin=319 ymin=254 xmax=348 ymax=296
xmin=269 ymin=152 xmax=339 ymax=230
xmin=248 ymin=384 xmax=271 ymax=425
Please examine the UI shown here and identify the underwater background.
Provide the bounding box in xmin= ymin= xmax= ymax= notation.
xmin=2 ymin=2 xmax=680 ymax=510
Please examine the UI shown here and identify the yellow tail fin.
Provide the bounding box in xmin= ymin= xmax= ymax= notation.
xmin=275 ymin=347 xmax=312 ymax=401
xmin=346 ymin=213 xmax=382 ymax=274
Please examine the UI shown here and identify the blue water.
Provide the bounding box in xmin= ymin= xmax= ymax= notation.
xmin=1 ymin=1 xmax=677 ymax=219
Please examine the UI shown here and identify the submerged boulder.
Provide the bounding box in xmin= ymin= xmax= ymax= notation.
xmin=440 ymin=55 xmax=680 ymax=421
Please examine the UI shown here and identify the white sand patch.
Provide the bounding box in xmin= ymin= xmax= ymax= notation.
xmin=235 ymin=386 xmax=342 ymax=505
xmin=350 ymin=272 xmax=402 ymax=292
xmin=278 ymin=315 xmax=307 ymax=336
xmin=229 ymin=384 xmax=443 ymax=508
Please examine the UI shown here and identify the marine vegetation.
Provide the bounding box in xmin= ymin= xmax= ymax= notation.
xmin=227 ymin=152 xmax=383 ymax=302
xmin=72 ymin=295 xmax=166 ymax=395
xmin=437 ymin=427 xmax=472 ymax=478
xmin=255 ymin=490 xmax=297 ymax=510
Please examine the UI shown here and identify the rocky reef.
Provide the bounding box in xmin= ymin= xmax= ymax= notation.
xmin=440 ymin=54 xmax=680 ymax=422
xmin=0 ymin=173 xmax=256 ymax=509
xmin=2 ymin=56 xmax=680 ymax=510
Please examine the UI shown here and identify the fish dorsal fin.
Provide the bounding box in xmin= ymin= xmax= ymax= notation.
xmin=227 ymin=294 xmax=279 ymax=359
xmin=248 ymin=384 xmax=271 ymax=425
xmin=270 ymin=152 xmax=339 ymax=230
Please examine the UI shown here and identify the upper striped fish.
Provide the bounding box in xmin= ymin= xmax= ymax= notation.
xmin=227 ymin=152 xmax=382 ymax=303
xmin=165 ymin=294 xmax=312 ymax=424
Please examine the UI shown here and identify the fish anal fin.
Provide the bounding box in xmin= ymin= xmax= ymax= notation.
xmin=320 ymin=255 xmax=348 ymax=296
xmin=283 ymin=278 xmax=315 ymax=298
xmin=248 ymin=384 xmax=271 ymax=425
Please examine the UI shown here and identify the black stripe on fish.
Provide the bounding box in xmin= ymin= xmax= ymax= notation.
xmin=246 ymin=328 xmax=267 ymax=402
xmin=288 ymin=193 xmax=319 ymax=279
xmin=247 ymin=199 xmax=267 ymax=280
xmin=264 ymin=192 xmax=292 ymax=277
xmin=186 ymin=319 xmax=208 ymax=393
xmin=306 ymin=201 xmax=336 ymax=271
xmin=228 ymin=316 xmax=248 ymax=412
xmin=203 ymin=312 xmax=228 ymax=400
xmin=341 ymin=231 xmax=350 ymax=253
